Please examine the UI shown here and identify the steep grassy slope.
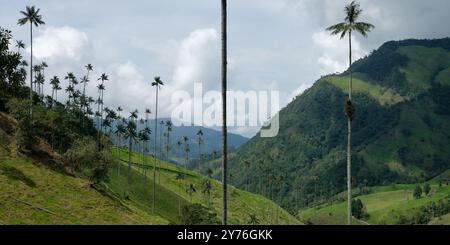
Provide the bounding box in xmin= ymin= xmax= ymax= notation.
xmin=0 ymin=135 xmax=167 ymax=224
xmin=110 ymin=147 xmax=301 ymax=225
xmin=225 ymin=38 xmax=450 ymax=211
xmin=299 ymin=182 xmax=450 ymax=225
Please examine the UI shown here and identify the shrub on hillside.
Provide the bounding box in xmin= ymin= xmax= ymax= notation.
xmin=180 ymin=203 xmax=220 ymax=225
xmin=352 ymin=199 xmax=369 ymax=219
xmin=6 ymin=98 xmax=41 ymax=153
xmin=64 ymin=136 xmax=115 ymax=183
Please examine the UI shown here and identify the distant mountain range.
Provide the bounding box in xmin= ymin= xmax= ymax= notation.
xmin=104 ymin=118 xmax=248 ymax=164
xmin=222 ymin=38 xmax=450 ymax=212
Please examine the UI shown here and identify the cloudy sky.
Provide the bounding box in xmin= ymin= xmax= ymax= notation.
xmin=1 ymin=0 xmax=450 ymax=137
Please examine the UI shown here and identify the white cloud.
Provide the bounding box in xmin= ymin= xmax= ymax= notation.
xmin=104 ymin=62 xmax=154 ymax=117
xmin=94 ymin=29 xmax=223 ymax=120
xmin=312 ymin=30 xmax=366 ymax=75
xmin=171 ymin=28 xmax=220 ymax=92
xmin=28 ymin=26 xmax=90 ymax=62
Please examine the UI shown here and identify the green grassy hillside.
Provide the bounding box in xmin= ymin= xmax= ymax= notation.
xmin=108 ymin=147 xmax=301 ymax=225
xmin=299 ymin=182 xmax=450 ymax=225
xmin=0 ymin=137 xmax=167 ymax=224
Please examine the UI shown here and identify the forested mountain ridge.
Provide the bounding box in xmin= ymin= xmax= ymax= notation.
xmin=226 ymin=38 xmax=450 ymax=212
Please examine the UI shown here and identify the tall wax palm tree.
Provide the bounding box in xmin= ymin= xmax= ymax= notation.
xmin=72 ymin=89 xmax=81 ymax=109
xmin=138 ymin=118 xmax=145 ymax=170
xmin=98 ymin=74 xmax=108 ymax=112
xmin=151 ymin=76 xmax=164 ymax=213
xmin=96 ymin=74 xmax=108 ymax=150
xmin=204 ymin=168 xmax=213 ymax=208
xmin=326 ymin=0 xmax=374 ymax=225
xmin=15 ymin=40 xmax=25 ymax=53
xmin=145 ymin=109 xmax=151 ymax=176
xmin=124 ymin=115 xmax=138 ymax=198
xmin=80 ymin=70 xmax=90 ymax=126
xmin=159 ymin=120 xmax=164 ymax=182
xmin=95 ymin=85 xmax=104 ymax=150
xmin=104 ymin=108 xmax=117 ymax=138
xmin=49 ymin=76 xmax=60 ymax=106
xmin=65 ymin=84 xmax=74 ymax=106
xmin=115 ymin=123 xmax=126 ymax=161
xmin=220 ymin=0 xmax=228 ymax=225
xmin=54 ymin=83 xmax=62 ymax=102
xmin=183 ymin=136 xmax=190 ymax=174
xmin=138 ymin=129 xmax=146 ymax=173
xmin=82 ymin=64 xmax=93 ymax=112
xmin=18 ymin=6 xmax=45 ymax=113
xmin=244 ymin=160 xmax=250 ymax=191
xmin=80 ymin=76 xmax=88 ymax=108
xmin=139 ymin=127 xmax=150 ymax=175
xmin=116 ymin=106 xmax=123 ymax=155
xmin=145 ymin=109 xmax=151 ymax=133
xmin=40 ymin=61 xmax=47 ymax=96
xmin=165 ymin=120 xmax=172 ymax=163
xmin=202 ymin=178 xmax=212 ymax=207
xmin=196 ymin=129 xmax=204 ymax=170
xmin=35 ymin=72 xmax=44 ymax=99
xmin=33 ymin=65 xmax=41 ymax=94
xmin=64 ymin=72 xmax=76 ymax=107
xmin=141 ymin=126 xmax=151 ymax=179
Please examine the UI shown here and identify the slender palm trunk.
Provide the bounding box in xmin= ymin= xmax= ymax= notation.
xmin=153 ymin=86 xmax=159 ymax=214
xmin=29 ymin=23 xmax=33 ymax=116
xmin=117 ymin=135 xmax=121 ymax=176
xmin=198 ymin=141 xmax=201 ymax=170
xmin=347 ymin=31 xmax=353 ymax=225
xmin=96 ymin=89 xmax=101 ymax=151
xmin=143 ymin=146 xmax=147 ymax=179
xmin=159 ymin=124 xmax=162 ymax=183
xmin=127 ymin=137 xmax=132 ymax=198
xmin=221 ymin=0 xmax=228 ymax=225
xmin=141 ymin=141 xmax=144 ymax=174
xmin=83 ymin=70 xmax=89 ymax=112
xmin=166 ymin=132 xmax=170 ymax=161
xmin=186 ymin=149 xmax=189 ymax=168
xmin=51 ymin=89 xmax=54 ymax=106
xmin=145 ymin=114 xmax=149 ymax=179
xmin=41 ymin=70 xmax=45 ymax=98
xmin=81 ymin=72 xmax=88 ymax=126
xmin=100 ymin=89 xmax=104 ymax=126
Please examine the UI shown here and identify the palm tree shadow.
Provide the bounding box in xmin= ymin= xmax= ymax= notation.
xmin=1 ymin=165 xmax=37 ymax=188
